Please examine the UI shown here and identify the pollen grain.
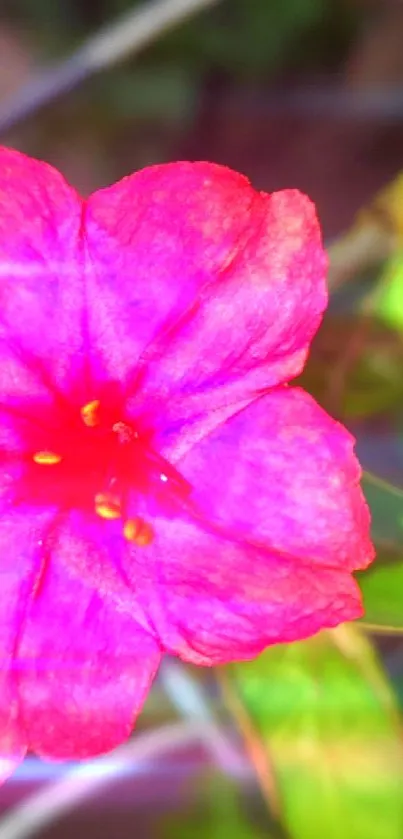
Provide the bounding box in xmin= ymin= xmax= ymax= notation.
xmin=81 ymin=399 xmax=101 ymax=427
xmin=33 ymin=451 xmax=62 ymax=466
xmin=123 ymin=517 xmax=154 ymax=546
xmin=94 ymin=492 xmax=121 ymax=520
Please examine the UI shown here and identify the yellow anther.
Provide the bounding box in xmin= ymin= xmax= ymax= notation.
xmin=94 ymin=493 xmax=121 ymax=520
xmin=33 ymin=451 xmax=62 ymax=466
xmin=81 ymin=400 xmax=101 ymax=427
xmin=123 ymin=517 xmax=153 ymax=546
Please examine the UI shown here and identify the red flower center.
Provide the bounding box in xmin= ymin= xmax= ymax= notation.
xmin=16 ymin=397 xmax=191 ymax=546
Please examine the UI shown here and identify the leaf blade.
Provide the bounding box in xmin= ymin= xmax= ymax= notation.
xmin=225 ymin=627 xmax=403 ymax=839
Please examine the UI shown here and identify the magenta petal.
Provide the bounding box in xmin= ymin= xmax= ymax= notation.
xmin=44 ymin=510 xmax=147 ymax=618
xmin=17 ymin=557 xmax=161 ymax=760
xmin=175 ymin=387 xmax=373 ymax=573
xmin=0 ymin=146 xmax=86 ymax=400
xmin=85 ymin=162 xmax=326 ymax=412
xmin=38 ymin=506 xmax=361 ymax=667
xmin=128 ymin=512 xmax=363 ymax=666
xmin=0 ymin=507 xmax=57 ymax=778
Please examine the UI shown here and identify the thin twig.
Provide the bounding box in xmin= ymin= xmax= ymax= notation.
xmin=159 ymin=658 xmax=249 ymax=776
xmin=0 ymin=0 xmax=222 ymax=135
xmin=0 ymin=722 xmax=203 ymax=839
xmin=216 ymin=668 xmax=281 ymax=817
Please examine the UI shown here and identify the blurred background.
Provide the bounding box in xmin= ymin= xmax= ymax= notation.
xmin=0 ymin=1 xmax=403 ymax=838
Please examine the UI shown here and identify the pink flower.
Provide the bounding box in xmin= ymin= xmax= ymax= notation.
xmin=0 ymin=146 xmax=373 ymax=778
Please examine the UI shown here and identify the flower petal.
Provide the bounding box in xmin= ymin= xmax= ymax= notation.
xmin=0 ymin=146 xmax=86 ymax=403
xmin=21 ymin=484 xmax=364 ymax=669
xmin=122 ymin=511 xmax=364 ymax=666
xmin=85 ymin=162 xmax=327 ymax=416
xmin=0 ymin=506 xmax=57 ymax=779
xmin=175 ymin=387 xmax=373 ymax=574
xmin=24 ymin=506 xmax=361 ymax=667
xmin=43 ymin=510 xmax=145 ymax=617
xmin=16 ymin=558 xmax=161 ymax=760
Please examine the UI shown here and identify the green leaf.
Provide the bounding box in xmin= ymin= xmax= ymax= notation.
xmin=362 ymin=472 xmax=403 ymax=546
xmin=375 ymin=252 xmax=403 ymax=332
xmin=160 ymin=774 xmax=272 ymax=839
xmin=358 ymin=547 xmax=403 ymax=630
xmin=227 ymin=627 xmax=403 ymax=839
xmin=356 ymin=473 xmax=403 ymax=629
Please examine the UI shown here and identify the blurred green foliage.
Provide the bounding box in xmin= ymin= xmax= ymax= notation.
xmin=375 ymin=253 xmax=403 ymax=333
xmin=362 ymin=474 xmax=403 ymax=547
xmin=360 ymin=547 xmax=403 ymax=629
xmin=150 ymin=0 xmax=329 ymax=77
xmin=0 ymin=0 xmax=360 ymax=183
xmin=161 ymin=774 xmax=273 ymax=839
xmin=357 ymin=475 xmax=403 ymax=629
xmin=5 ymin=0 xmax=352 ymax=76
xmin=228 ymin=628 xmax=403 ymax=839
xmin=298 ymin=314 xmax=403 ymax=421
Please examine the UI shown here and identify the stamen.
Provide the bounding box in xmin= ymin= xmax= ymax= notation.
xmin=81 ymin=400 xmax=101 ymax=427
xmin=33 ymin=451 xmax=62 ymax=466
xmin=123 ymin=517 xmax=154 ymax=546
xmin=94 ymin=492 xmax=121 ymax=520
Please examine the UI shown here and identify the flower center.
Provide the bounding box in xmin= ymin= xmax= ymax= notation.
xmin=25 ymin=398 xmax=190 ymax=545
